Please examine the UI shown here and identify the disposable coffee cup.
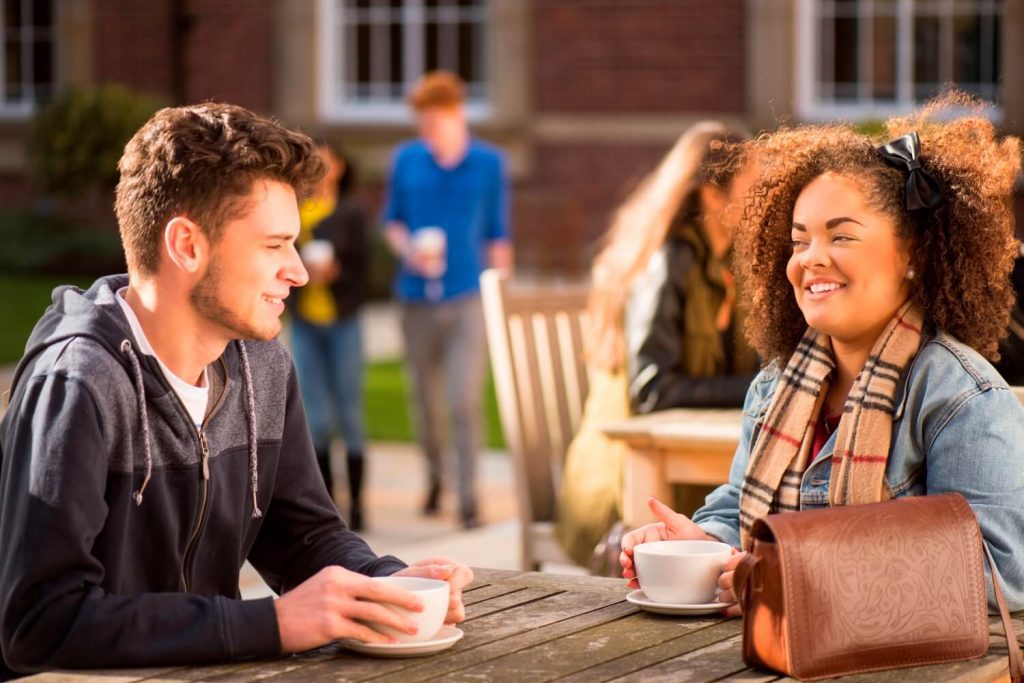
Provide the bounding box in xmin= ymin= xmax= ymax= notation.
xmin=365 ymin=576 xmax=449 ymax=643
xmin=634 ymin=539 xmax=732 ymax=605
xmin=412 ymin=227 xmax=447 ymax=279
xmin=300 ymin=239 xmax=334 ymax=267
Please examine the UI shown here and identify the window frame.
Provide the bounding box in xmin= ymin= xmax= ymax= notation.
xmin=317 ymin=0 xmax=491 ymax=124
xmin=794 ymin=0 xmax=1003 ymax=122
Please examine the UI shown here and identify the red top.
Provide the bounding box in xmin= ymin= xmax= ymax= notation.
xmin=811 ymin=411 xmax=842 ymax=464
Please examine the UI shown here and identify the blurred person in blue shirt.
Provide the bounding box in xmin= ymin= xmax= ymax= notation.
xmin=382 ymin=71 xmax=512 ymax=529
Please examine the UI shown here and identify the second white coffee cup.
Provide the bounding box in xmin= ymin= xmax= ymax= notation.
xmin=634 ymin=539 xmax=733 ymax=605
xmin=365 ymin=576 xmax=449 ymax=643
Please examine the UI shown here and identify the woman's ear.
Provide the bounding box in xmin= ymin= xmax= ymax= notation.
xmin=164 ymin=216 xmax=207 ymax=275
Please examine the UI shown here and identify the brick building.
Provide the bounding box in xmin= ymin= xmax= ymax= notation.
xmin=1 ymin=0 xmax=1022 ymax=276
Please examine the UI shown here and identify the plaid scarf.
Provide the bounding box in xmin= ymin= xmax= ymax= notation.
xmin=738 ymin=301 xmax=924 ymax=548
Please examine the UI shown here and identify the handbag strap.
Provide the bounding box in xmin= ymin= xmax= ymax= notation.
xmin=983 ymin=543 xmax=1023 ymax=683
xmin=734 ymin=546 xmax=1022 ymax=683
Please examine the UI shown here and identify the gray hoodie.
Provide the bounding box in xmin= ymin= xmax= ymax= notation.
xmin=0 ymin=275 xmax=404 ymax=676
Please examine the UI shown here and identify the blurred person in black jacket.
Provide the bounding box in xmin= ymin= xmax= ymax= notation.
xmin=996 ymin=245 xmax=1024 ymax=384
xmin=289 ymin=140 xmax=371 ymax=530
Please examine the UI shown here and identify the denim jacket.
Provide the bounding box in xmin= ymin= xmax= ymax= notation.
xmin=692 ymin=329 xmax=1024 ymax=611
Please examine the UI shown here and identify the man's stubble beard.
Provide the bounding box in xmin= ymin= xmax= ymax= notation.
xmin=189 ymin=257 xmax=279 ymax=342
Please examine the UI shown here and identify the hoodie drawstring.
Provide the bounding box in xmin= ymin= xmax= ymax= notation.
xmin=120 ymin=338 xmax=262 ymax=519
xmin=120 ymin=340 xmax=153 ymax=506
xmin=236 ymin=341 xmax=262 ymax=519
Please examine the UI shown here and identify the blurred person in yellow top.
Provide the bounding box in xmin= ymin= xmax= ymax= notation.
xmin=288 ymin=139 xmax=371 ymax=530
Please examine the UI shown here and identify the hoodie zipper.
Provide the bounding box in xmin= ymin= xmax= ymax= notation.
xmin=179 ymin=360 xmax=230 ymax=593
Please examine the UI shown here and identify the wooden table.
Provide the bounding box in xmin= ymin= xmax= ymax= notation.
xmin=23 ymin=568 xmax=1022 ymax=682
xmin=601 ymin=408 xmax=744 ymax=527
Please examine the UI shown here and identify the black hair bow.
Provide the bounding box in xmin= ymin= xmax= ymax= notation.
xmin=876 ymin=131 xmax=944 ymax=211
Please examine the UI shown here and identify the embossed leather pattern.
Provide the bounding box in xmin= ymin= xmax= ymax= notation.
xmin=735 ymin=494 xmax=1019 ymax=681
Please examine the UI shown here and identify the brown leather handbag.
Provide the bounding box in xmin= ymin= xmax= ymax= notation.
xmin=734 ymin=493 xmax=1023 ymax=681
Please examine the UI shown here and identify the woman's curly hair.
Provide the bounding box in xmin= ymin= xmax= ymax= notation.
xmin=735 ymin=92 xmax=1022 ymax=363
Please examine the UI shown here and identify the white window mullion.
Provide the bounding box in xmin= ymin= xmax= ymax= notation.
xmin=859 ymin=0 xmax=874 ymax=104
xmin=369 ymin=2 xmax=388 ymax=101
xmin=980 ymin=1 xmax=994 ymax=100
xmin=440 ymin=2 xmax=457 ymax=73
xmin=896 ymin=0 xmax=914 ymax=107
xmin=938 ymin=0 xmax=954 ymax=87
xmin=0 ymin=3 xmax=7 ymax=105
xmin=824 ymin=1 xmax=835 ymax=102
xmin=403 ymin=0 xmax=423 ymax=92
xmin=22 ymin=0 xmax=34 ymax=105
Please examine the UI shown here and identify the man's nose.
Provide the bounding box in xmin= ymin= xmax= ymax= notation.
xmin=284 ymin=246 xmax=309 ymax=287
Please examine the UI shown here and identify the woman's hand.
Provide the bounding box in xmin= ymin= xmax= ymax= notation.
xmin=716 ymin=550 xmax=746 ymax=617
xmin=619 ymin=496 xmax=714 ymax=588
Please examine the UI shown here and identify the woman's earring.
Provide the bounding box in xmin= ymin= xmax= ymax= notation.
xmin=907 ymin=268 xmax=916 ymax=280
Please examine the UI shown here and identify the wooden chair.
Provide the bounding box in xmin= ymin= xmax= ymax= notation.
xmin=481 ymin=269 xmax=590 ymax=570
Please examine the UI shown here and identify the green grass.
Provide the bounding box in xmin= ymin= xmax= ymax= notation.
xmin=364 ymin=359 xmax=505 ymax=448
xmin=0 ymin=275 xmax=504 ymax=447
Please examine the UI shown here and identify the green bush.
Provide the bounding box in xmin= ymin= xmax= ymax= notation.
xmin=0 ymin=209 xmax=125 ymax=277
xmin=28 ymin=85 xmax=162 ymax=197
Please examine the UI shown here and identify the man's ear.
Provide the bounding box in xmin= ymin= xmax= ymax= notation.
xmin=164 ymin=217 xmax=207 ymax=274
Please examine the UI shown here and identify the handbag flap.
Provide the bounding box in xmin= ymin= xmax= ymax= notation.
xmin=755 ymin=493 xmax=989 ymax=680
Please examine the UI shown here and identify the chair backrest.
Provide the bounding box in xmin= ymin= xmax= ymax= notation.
xmin=481 ymin=269 xmax=590 ymax=527
xmin=1013 ymin=385 xmax=1024 ymax=406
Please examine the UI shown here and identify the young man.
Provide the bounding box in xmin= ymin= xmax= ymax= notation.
xmin=0 ymin=103 xmax=472 ymax=677
xmin=383 ymin=71 xmax=512 ymax=529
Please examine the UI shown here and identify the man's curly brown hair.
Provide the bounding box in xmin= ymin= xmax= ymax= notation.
xmin=734 ymin=92 xmax=1022 ymax=363
xmin=115 ymin=103 xmax=325 ymax=276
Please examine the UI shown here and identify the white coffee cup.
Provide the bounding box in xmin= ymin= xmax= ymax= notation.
xmin=300 ymin=239 xmax=334 ymax=267
xmin=634 ymin=539 xmax=733 ymax=605
xmin=412 ymin=227 xmax=447 ymax=279
xmin=365 ymin=576 xmax=449 ymax=643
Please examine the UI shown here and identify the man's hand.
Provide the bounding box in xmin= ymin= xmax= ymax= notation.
xmin=274 ymin=565 xmax=424 ymax=652
xmin=620 ymin=497 xmax=714 ymax=588
xmin=394 ymin=558 xmax=474 ymax=625
xmin=404 ymin=249 xmax=441 ymax=278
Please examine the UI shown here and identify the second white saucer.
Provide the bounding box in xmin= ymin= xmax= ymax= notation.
xmin=626 ymin=589 xmax=733 ymax=616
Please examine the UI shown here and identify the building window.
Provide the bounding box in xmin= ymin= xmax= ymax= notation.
xmin=319 ymin=0 xmax=489 ymax=122
xmin=1 ymin=0 xmax=55 ymax=116
xmin=796 ymin=0 xmax=1003 ymax=121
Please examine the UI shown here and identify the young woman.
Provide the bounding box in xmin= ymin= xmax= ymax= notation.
xmin=555 ymin=122 xmax=760 ymax=567
xmin=619 ymin=94 xmax=1024 ymax=613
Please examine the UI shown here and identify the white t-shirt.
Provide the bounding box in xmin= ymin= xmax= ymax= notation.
xmin=116 ymin=289 xmax=209 ymax=428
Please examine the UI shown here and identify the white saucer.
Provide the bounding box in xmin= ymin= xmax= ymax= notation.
xmin=340 ymin=625 xmax=464 ymax=658
xmin=626 ymin=590 xmax=734 ymax=616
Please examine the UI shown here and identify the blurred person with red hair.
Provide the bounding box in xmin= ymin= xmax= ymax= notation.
xmin=382 ymin=71 xmax=512 ymax=530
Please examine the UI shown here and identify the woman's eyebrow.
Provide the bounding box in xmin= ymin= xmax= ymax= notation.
xmin=791 ymin=217 xmax=864 ymax=231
